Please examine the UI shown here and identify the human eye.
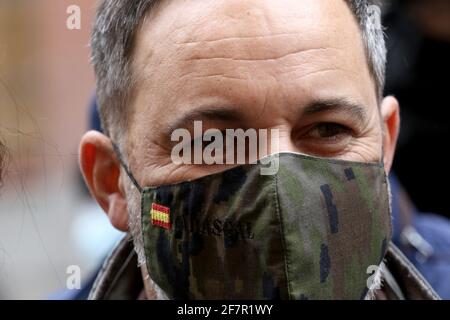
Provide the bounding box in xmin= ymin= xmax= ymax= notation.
xmin=296 ymin=122 xmax=355 ymax=156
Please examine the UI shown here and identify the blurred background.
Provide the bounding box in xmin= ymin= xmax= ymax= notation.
xmin=0 ymin=0 xmax=122 ymax=299
xmin=0 ymin=0 xmax=449 ymax=299
xmin=384 ymin=0 xmax=450 ymax=216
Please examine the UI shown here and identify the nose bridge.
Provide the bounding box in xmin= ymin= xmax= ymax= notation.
xmin=251 ymin=83 xmax=304 ymax=157
xmin=264 ymin=126 xmax=302 ymax=156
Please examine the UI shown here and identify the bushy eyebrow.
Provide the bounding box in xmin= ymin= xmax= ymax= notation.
xmin=164 ymin=105 xmax=244 ymax=138
xmin=302 ymin=98 xmax=368 ymax=124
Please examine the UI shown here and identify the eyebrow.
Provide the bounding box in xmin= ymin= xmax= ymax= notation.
xmin=164 ymin=105 xmax=244 ymax=138
xmin=163 ymin=98 xmax=368 ymax=139
xmin=302 ymin=98 xmax=368 ymax=124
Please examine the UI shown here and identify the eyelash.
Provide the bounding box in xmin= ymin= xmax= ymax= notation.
xmin=305 ymin=123 xmax=354 ymax=140
xmin=289 ymin=122 xmax=356 ymax=157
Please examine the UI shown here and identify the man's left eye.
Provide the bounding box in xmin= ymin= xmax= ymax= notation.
xmin=305 ymin=123 xmax=353 ymax=140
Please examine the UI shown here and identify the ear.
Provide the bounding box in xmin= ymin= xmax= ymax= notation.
xmin=79 ymin=131 xmax=129 ymax=231
xmin=380 ymin=96 xmax=400 ymax=174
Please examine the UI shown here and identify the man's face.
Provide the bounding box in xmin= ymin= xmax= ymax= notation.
xmin=80 ymin=0 xmax=399 ymax=238
xmin=125 ymin=0 xmax=387 ymax=188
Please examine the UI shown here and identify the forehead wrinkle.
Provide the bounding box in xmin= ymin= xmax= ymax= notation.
xmin=132 ymin=0 xmax=368 ymax=84
xmin=176 ymin=45 xmax=345 ymax=84
xmin=134 ymin=0 xmax=362 ymax=67
xmin=172 ymin=20 xmax=349 ymax=62
xmin=174 ymin=31 xmax=317 ymax=45
xmin=183 ymin=46 xmax=343 ymax=63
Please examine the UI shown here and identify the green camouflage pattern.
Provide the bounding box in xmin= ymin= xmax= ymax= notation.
xmin=141 ymin=153 xmax=392 ymax=300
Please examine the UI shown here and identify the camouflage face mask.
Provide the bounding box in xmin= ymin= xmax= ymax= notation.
xmin=117 ymin=151 xmax=392 ymax=300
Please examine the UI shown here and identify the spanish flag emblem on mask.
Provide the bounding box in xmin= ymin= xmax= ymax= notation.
xmin=150 ymin=203 xmax=171 ymax=230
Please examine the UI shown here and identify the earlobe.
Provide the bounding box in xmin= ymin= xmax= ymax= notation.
xmin=79 ymin=131 xmax=129 ymax=231
xmin=380 ymin=96 xmax=400 ymax=174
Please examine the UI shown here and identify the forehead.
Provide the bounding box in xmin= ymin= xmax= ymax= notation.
xmin=135 ymin=0 xmax=360 ymax=48
xmin=130 ymin=0 xmax=376 ymax=126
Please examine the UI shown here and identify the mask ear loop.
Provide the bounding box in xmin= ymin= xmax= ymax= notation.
xmin=381 ymin=145 xmax=387 ymax=169
xmin=111 ymin=142 xmax=143 ymax=193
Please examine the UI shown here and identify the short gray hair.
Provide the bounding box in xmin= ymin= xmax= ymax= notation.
xmin=91 ymin=0 xmax=386 ymax=143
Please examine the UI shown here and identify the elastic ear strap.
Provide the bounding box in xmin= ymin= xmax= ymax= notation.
xmin=111 ymin=142 xmax=143 ymax=193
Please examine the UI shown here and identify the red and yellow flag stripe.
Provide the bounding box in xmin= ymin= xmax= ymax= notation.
xmin=151 ymin=203 xmax=171 ymax=229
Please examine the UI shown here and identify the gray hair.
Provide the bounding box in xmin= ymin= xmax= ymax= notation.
xmin=91 ymin=0 xmax=386 ymax=145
